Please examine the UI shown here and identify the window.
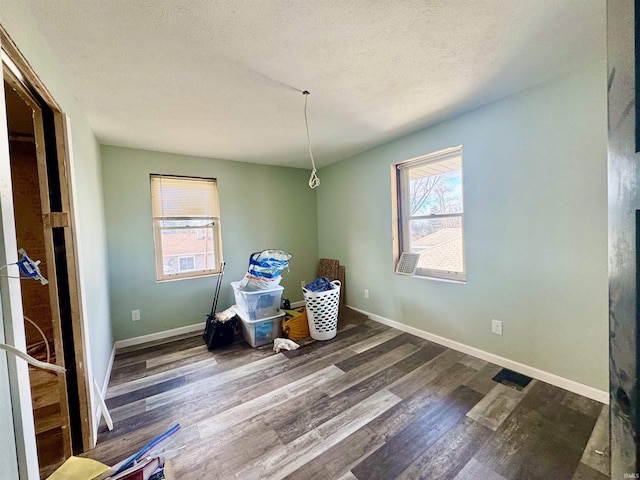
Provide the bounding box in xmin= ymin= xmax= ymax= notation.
xmin=150 ymin=175 xmax=223 ymax=281
xmin=178 ymin=256 xmax=196 ymax=272
xmin=394 ymin=146 xmax=465 ymax=282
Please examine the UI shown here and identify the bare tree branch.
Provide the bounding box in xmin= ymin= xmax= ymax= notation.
xmin=410 ymin=174 xmax=442 ymax=215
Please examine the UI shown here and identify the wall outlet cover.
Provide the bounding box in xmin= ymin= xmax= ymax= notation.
xmin=491 ymin=319 xmax=502 ymax=335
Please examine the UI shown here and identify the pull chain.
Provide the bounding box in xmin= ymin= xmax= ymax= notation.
xmin=303 ymin=91 xmax=320 ymax=189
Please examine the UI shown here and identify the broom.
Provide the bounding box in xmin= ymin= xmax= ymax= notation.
xmin=203 ymin=261 xmax=226 ymax=342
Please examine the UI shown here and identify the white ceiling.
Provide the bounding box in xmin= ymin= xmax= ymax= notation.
xmin=24 ymin=0 xmax=605 ymax=169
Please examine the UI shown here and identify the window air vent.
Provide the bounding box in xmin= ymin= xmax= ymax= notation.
xmin=395 ymin=252 xmax=420 ymax=275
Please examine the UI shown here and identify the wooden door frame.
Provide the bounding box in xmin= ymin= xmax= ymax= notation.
xmin=0 ymin=64 xmax=39 ymax=480
xmin=4 ymin=66 xmax=74 ymax=461
xmin=1 ymin=25 xmax=95 ymax=462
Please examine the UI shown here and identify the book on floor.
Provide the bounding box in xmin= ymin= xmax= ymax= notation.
xmin=109 ymin=457 xmax=160 ymax=480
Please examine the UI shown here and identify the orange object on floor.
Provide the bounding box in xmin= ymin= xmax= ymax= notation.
xmin=282 ymin=309 xmax=310 ymax=340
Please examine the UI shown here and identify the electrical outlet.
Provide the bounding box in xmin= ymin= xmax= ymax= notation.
xmin=301 ymin=280 xmax=306 ymax=289
xmin=132 ymin=309 xmax=141 ymax=321
xmin=491 ymin=319 xmax=502 ymax=335
xmin=364 ymin=288 xmax=370 ymax=299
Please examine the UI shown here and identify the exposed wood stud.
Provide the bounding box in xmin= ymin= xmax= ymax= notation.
xmin=42 ymin=212 xmax=70 ymax=229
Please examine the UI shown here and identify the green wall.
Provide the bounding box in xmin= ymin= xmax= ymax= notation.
xmin=317 ymin=61 xmax=608 ymax=391
xmin=101 ymin=146 xmax=318 ymax=341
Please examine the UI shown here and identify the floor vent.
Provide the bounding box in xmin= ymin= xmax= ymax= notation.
xmin=492 ymin=368 xmax=533 ymax=391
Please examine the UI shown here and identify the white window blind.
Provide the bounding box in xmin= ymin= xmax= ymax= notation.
xmin=151 ymin=175 xmax=219 ymax=218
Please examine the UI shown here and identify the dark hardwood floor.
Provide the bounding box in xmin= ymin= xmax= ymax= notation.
xmin=85 ymin=317 xmax=610 ymax=480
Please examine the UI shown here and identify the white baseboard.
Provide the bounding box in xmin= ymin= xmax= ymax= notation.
xmin=95 ymin=322 xmax=206 ymax=434
xmin=114 ymin=322 xmax=206 ymax=350
xmin=114 ymin=305 xmax=304 ymax=352
xmin=113 ymin=303 xmax=306 ymax=351
xmin=348 ymin=306 xmax=609 ymax=405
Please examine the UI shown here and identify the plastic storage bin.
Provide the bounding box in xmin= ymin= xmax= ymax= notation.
xmin=231 ymin=282 xmax=284 ymax=320
xmin=235 ymin=306 xmax=284 ymax=347
xmin=303 ymin=280 xmax=341 ymax=341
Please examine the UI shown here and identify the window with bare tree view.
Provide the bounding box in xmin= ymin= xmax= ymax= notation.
xmin=395 ymin=146 xmax=465 ymax=281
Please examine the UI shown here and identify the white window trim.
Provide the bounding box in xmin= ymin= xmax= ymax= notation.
xmin=393 ymin=146 xmax=466 ymax=282
xmin=151 ymin=175 xmax=223 ymax=282
xmin=152 ymin=218 xmax=222 ymax=281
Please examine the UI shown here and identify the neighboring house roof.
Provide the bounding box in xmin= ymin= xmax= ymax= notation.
xmin=414 ymin=229 xmax=463 ymax=272
xmin=413 ymin=228 xmax=461 ymax=247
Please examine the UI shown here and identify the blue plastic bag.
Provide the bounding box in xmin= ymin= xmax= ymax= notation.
xmin=239 ymin=249 xmax=292 ymax=291
xmin=304 ymin=277 xmax=334 ymax=292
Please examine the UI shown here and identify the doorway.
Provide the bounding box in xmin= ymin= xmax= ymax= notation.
xmin=2 ymin=29 xmax=93 ymax=478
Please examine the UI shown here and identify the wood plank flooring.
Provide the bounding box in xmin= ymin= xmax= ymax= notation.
xmin=85 ymin=318 xmax=610 ymax=480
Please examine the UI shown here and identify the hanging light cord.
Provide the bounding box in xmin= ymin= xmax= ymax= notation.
xmin=303 ymin=91 xmax=320 ymax=189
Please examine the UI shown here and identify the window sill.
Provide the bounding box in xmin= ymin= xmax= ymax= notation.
xmin=156 ymin=271 xmax=221 ymax=283
xmin=395 ymin=272 xmax=466 ymax=284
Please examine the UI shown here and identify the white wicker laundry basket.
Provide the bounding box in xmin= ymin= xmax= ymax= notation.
xmin=303 ymin=280 xmax=341 ymax=341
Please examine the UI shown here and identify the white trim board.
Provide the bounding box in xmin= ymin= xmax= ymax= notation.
xmin=97 ymin=322 xmax=206 ymax=433
xmin=348 ymin=306 xmax=609 ymax=405
xmin=114 ymin=322 xmax=206 ymax=350
xmin=93 ymin=343 xmax=116 ymax=443
xmin=102 ymin=344 xmax=116 ymax=399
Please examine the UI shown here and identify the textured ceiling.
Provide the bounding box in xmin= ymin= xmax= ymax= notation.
xmin=24 ymin=0 xmax=605 ymax=169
